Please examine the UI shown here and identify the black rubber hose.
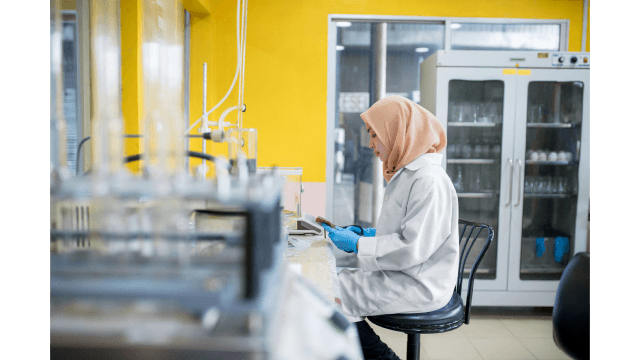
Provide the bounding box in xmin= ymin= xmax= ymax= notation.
xmin=124 ymin=151 xmax=216 ymax=164
xmin=78 ymin=136 xmax=216 ymax=174
xmin=75 ymin=136 xmax=92 ymax=176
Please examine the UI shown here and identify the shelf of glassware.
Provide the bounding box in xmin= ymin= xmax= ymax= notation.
xmin=448 ymin=159 xmax=576 ymax=166
xmin=525 ymin=160 xmax=578 ymax=166
xmin=448 ymin=122 xmax=500 ymax=128
xmin=519 ymin=267 xmax=565 ymax=275
xmin=523 ymin=192 xmax=577 ymax=199
xmin=526 ymin=122 xmax=581 ymax=129
xmin=457 ymin=192 xmax=498 ymax=199
xmin=448 ymin=159 xmax=497 ymax=165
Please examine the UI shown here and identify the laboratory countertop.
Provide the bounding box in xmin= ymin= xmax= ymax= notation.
xmin=283 ymin=234 xmax=341 ymax=303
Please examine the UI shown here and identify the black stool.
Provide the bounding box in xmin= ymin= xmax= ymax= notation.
xmin=368 ymin=220 xmax=494 ymax=360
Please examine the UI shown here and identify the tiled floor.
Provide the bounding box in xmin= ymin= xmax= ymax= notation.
xmin=368 ymin=308 xmax=571 ymax=360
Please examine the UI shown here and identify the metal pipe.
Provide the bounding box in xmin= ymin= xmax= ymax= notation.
xmin=371 ymin=22 xmax=386 ymax=228
xmin=184 ymin=10 xmax=191 ymax=173
xmin=238 ymin=0 xmax=248 ymax=130
xmin=581 ymin=0 xmax=589 ymax=52
xmin=202 ymin=63 xmax=207 ymax=178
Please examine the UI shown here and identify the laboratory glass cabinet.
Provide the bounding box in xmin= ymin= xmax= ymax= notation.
xmin=420 ymin=50 xmax=589 ymax=306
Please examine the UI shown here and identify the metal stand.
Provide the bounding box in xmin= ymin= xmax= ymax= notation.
xmin=406 ymin=333 xmax=421 ymax=360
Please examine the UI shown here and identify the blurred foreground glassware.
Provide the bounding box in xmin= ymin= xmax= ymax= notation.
xmin=243 ymin=128 xmax=258 ymax=173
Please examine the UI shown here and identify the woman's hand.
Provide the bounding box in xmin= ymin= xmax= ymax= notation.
xmin=321 ymin=224 xmax=361 ymax=253
xmin=345 ymin=226 xmax=376 ymax=237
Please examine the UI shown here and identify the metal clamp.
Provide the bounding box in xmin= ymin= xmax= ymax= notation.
xmin=515 ymin=159 xmax=523 ymax=206
xmin=506 ymin=158 xmax=513 ymax=206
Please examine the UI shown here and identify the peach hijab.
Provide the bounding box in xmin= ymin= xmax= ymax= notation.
xmin=360 ymin=95 xmax=447 ymax=182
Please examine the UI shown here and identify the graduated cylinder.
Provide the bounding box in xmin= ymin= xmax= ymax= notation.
xmin=89 ymin=0 xmax=123 ymax=176
xmin=142 ymin=0 xmax=185 ymax=177
xmin=50 ymin=0 xmax=67 ymax=175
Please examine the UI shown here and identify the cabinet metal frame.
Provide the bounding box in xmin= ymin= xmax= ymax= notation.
xmin=508 ymin=68 xmax=590 ymax=292
xmin=429 ymin=66 xmax=519 ymax=292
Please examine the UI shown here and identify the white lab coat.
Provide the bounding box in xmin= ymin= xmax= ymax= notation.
xmin=335 ymin=153 xmax=459 ymax=322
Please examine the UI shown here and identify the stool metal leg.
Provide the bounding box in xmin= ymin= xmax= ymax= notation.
xmin=406 ymin=333 xmax=421 ymax=360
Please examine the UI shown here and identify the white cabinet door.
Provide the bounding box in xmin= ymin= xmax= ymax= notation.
xmin=508 ymin=68 xmax=590 ymax=291
xmin=433 ymin=67 xmax=519 ymax=291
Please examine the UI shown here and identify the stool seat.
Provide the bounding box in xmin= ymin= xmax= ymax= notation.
xmin=363 ymin=221 xmax=494 ymax=360
xmin=368 ymin=292 xmax=464 ymax=334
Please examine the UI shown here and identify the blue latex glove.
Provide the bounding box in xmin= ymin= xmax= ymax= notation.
xmin=321 ymin=223 xmax=361 ymax=253
xmin=344 ymin=226 xmax=376 ymax=237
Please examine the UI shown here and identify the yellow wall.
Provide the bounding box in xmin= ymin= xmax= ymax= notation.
xmin=61 ymin=0 xmax=591 ymax=179
xmin=61 ymin=0 xmax=76 ymax=10
xmin=186 ymin=0 xmax=589 ymax=182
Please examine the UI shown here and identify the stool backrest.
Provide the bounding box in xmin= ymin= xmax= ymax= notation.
xmin=456 ymin=220 xmax=494 ymax=324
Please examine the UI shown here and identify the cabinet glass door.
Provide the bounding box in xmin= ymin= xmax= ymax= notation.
xmin=447 ymin=80 xmax=504 ymax=281
xmin=433 ymin=67 xmax=517 ymax=291
xmin=510 ymin=69 xmax=590 ymax=290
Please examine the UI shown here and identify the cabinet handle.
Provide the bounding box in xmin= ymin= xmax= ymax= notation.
xmin=515 ymin=159 xmax=523 ymax=206
xmin=506 ymin=158 xmax=513 ymax=206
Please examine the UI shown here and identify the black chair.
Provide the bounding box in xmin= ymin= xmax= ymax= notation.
xmin=552 ymin=252 xmax=590 ymax=360
xmin=368 ymin=220 xmax=494 ymax=360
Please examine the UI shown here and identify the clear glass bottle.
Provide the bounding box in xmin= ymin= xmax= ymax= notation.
xmin=453 ymin=166 xmax=464 ymax=192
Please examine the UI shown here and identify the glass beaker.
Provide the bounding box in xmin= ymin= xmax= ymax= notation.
xmin=453 ymin=167 xmax=464 ymax=192
xmin=528 ymin=105 xmax=543 ymax=123
xmin=462 ymin=145 xmax=472 ymax=159
xmin=474 ymin=145 xmax=483 ymax=159
xmin=229 ymin=128 xmax=258 ymax=173
xmin=451 ymin=104 xmax=464 ymax=122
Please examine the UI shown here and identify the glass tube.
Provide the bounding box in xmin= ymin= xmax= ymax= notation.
xmin=227 ymin=128 xmax=242 ymax=169
xmin=50 ymin=0 xmax=67 ymax=175
xmin=89 ymin=0 xmax=123 ymax=176
xmin=243 ymin=128 xmax=257 ymax=173
xmin=142 ymin=0 xmax=185 ymax=177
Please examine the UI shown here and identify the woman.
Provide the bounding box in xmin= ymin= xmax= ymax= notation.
xmin=321 ymin=96 xmax=459 ymax=360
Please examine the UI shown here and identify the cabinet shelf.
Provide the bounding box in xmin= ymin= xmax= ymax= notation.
xmin=523 ymin=193 xmax=577 ymax=199
xmin=526 ymin=123 xmax=580 ymax=129
xmin=448 ymin=159 xmax=497 ymax=164
xmin=448 ymin=122 xmax=500 ymax=128
xmin=462 ymin=267 xmax=493 ymax=275
xmin=525 ymin=160 xmax=577 ymax=166
xmin=520 ymin=267 xmax=565 ymax=275
xmin=458 ymin=192 xmax=498 ymax=198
